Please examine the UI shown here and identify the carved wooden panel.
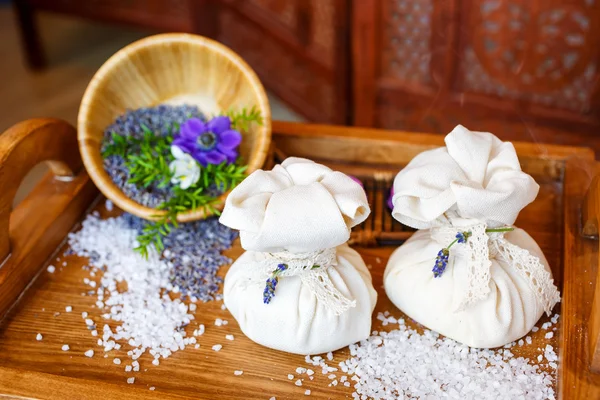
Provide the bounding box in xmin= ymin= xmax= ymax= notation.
xmin=218 ymin=9 xmax=338 ymax=123
xmin=461 ymin=0 xmax=600 ymax=113
xmin=310 ymin=0 xmax=336 ymax=68
xmin=381 ymin=0 xmax=434 ymax=86
xmin=249 ymin=0 xmax=297 ymax=29
xmin=354 ymin=0 xmax=600 ymax=148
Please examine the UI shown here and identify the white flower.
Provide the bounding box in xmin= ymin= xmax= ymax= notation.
xmin=169 ymin=145 xmax=201 ymax=189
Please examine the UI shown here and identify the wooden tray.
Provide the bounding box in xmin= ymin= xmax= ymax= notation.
xmin=0 ymin=119 xmax=599 ymax=399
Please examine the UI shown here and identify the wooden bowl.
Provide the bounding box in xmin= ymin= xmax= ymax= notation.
xmin=77 ymin=33 xmax=271 ymax=222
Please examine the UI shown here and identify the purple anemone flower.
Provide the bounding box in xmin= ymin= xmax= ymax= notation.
xmin=172 ymin=116 xmax=241 ymax=166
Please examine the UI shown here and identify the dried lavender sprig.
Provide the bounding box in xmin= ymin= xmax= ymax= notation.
xmin=433 ymin=227 xmax=514 ymax=278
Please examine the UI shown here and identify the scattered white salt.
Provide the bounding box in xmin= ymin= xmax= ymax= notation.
xmin=215 ymin=318 xmax=223 ymax=326
xmin=127 ymin=377 xmax=135 ymax=384
xmin=532 ymin=326 xmax=539 ymax=332
xmin=84 ymin=350 xmax=94 ymax=357
xmin=212 ymin=344 xmax=222 ymax=352
xmin=295 ymin=379 xmax=303 ymax=387
xmin=526 ymin=336 xmax=532 ymax=345
xmin=85 ymin=318 xmax=94 ymax=326
xmin=234 ymin=370 xmax=244 ymax=376
xmin=113 ymin=358 xmax=121 ymax=365
xmin=306 ymin=369 xmax=314 ymax=376
xmin=68 ymin=215 xmax=197 ymax=367
xmin=152 ymin=359 xmax=160 ymax=366
xmin=221 ymin=304 xmax=227 ymax=310
xmin=91 ymin=330 xmax=98 ymax=337
xmin=149 ymin=387 xmax=155 ymax=391
xmin=226 ymin=334 xmax=234 ymax=341
xmin=65 ymin=306 xmax=72 ymax=312
xmin=296 ymin=367 xmax=307 ymax=374
xmin=288 ymin=374 xmax=294 ymax=380
xmin=304 ymin=389 xmax=311 ymax=395
xmin=194 ymin=344 xmax=200 ymax=349
xmin=105 ymin=199 xmax=113 ymax=211
xmin=47 ymin=265 xmax=56 ymax=273
xmin=125 ymin=365 xmax=132 ymax=372
xmin=327 ymin=352 xmax=333 ymax=361
xmin=189 ymin=303 xmax=197 ymax=312
xmin=518 ymin=339 xmax=524 ymax=346
xmin=269 ymin=397 xmax=276 ymax=400
xmin=36 ymin=333 xmax=43 ymax=341
xmin=81 ymin=312 xmax=88 ymax=319
xmin=61 ymin=344 xmax=70 ymax=351
xmin=303 ymin=311 xmax=556 ymax=399
xmin=545 ymin=332 xmax=554 ymax=339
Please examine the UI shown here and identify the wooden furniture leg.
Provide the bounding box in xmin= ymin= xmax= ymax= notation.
xmin=12 ymin=0 xmax=46 ymax=70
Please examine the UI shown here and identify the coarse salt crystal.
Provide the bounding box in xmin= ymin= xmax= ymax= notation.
xmin=127 ymin=377 xmax=135 ymax=384
xmin=269 ymin=397 xmax=276 ymax=400
xmin=189 ymin=304 xmax=197 ymax=312
xmin=226 ymin=334 xmax=234 ymax=341
xmin=47 ymin=266 xmax=56 ymax=273
xmin=81 ymin=312 xmax=88 ymax=318
xmin=105 ymin=200 xmax=113 ymax=211
xmin=212 ymin=344 xmax=222 ymax=352
xmin=221 ymin=304 xmax=227 ymax=310
xmin=545 ymin=332 xmax=554 ymax=339
xmin=61 ymin=344 xmax=69 ymax=351
xmin=304 ymin=390 xmax=311 ymax=395
xmin=114 ymin=358 xmax=121 ymax=365
xmin=85 ymin=318 xmax=94 ymax=326
xmin=152 ymin=359 xmax=160 ymax=366
xmin=304 ymin=311 xmax=556 ymax=399
xmin=149 ymin=387 xmax=155 ymax=391
xmin=194 ymin=344 xmax=200 ymax=349
xmin=91 ymin=330 xmax=98 ymax=337
xmin=288 ymin=374 xmax=294 ymax=380
xmin=125 ymin=365 xmax=132 ymax=372
xmin=84 ymin=350 xmax=94 ymax=357
xmin=327 ymin=352 xmax=333 ymax=361
xmin=296 ymin=367 xmax=307 ymax=374
xmin=518 ymin=339 xmax=524 ymax=346
xmin=306 ymin=369 xmax=314 ymax=376
xmin=532 ymin=326 xmax=539 ymax=332
xmin=215 ymin=318 xmax=223 ymax=326
xmin=234 ymin=370 xmax=243 ymax=376
xmin=36 ymin=333 xmax=43 ymax=341
xmin=295 ymin=379 xmax=302 ymax=387
xmin=65 ymin=306 xmax=72 ymax=312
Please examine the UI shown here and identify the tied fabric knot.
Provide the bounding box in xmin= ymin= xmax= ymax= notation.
xmin=262 ymin=248 xmax=356 ymax=316
xmin=431 ymin=222 xmax=560 ymax=314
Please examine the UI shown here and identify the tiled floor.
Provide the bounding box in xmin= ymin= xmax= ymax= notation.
xmin=0 ymin=6 xmax=304 ymax=205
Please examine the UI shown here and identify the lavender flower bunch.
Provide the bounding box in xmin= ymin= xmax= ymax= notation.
xmin=101 ymin=105 xmax=263 ymax=257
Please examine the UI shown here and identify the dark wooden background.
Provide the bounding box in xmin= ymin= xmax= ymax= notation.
xmin=12 ymin=0 xmax=600 ymax=150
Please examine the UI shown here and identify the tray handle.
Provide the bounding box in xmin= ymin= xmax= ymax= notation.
xmin=0 ymin=118 xmax=82 ymax=261
xmin=583 ymin=174 xmax=600 ymax=372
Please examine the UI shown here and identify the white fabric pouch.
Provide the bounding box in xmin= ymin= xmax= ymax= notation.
xmin=385 ymin=125 xmax=560 ymax=348
xmin=220 ymin=157 xmax=377 ymax=354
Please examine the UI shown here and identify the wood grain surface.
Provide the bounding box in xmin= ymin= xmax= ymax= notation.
xmin=0 ymin=121 xmax=598 ymax=399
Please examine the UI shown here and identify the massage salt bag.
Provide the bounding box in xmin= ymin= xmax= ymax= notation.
xmin=220 ymin=157 xmax=377 ymax=354
xmin=384 ymin=125 xmax=560 ymax=348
